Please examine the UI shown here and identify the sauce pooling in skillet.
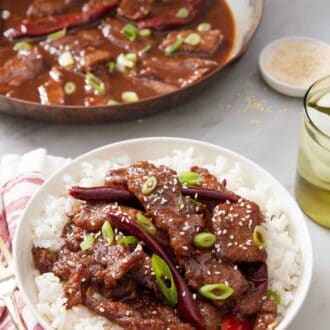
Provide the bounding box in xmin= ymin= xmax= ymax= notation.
xmin=0 ymin=0 xmax=235 ymax=106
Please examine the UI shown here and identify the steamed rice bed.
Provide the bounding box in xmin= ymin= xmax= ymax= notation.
xmin=32 ymin=149 xmax=302 ymax=329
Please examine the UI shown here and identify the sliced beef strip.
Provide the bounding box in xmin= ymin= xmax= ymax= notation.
xmin=118 ymin=0 xmax=154 ymax=20
xmin=159 ymin=30 xmax=224 ymax=55
xmin=211 ymin=200 xmax=266 ymax=263
xmin=32 ymin=247 xmax=58 ymax=274
xmin=42 ymin=29 xmax=114 ymax=72
xmin=38 ymin=77 xmax=65 ymax=105
xmin=138 ymin=56 xmax=218 ymax=88
xmin=84 ymin=289 xmax=194 ymax=330
xmin=100 ymin=18 xmax=153 ymax=53
xmin=0 ymin=48 xmax=44 ymax=87
xmin=53 ymin=236 xmax=146 ymax=288
xmin=184 ymin=252 xmax=248 ymax=301
xmin=190 ymin=166 xmax=226 ymax=191
xmin=64 ymin=266 xmax=91 ymax=309
xmin=27 ymin=0 xmax=76 ymax=18
xmin=130 ymin=75 xmax=178 ymax=95
xmin=62 ymin=222 xmax=85 ymax=252
xmin=125 ymin=162 xmax=205 ymax=258
xmin=197 ymin=299 xmax=223 ymax=330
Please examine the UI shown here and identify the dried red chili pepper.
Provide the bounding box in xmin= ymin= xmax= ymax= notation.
xmin=137 ymin=0 xmax=203 ymax=30
xmin=107 ymin=211 xmax=206 ymax=330
xmin=221 ymin=314 xmax=253 ymax=330
xmin=69 ymin=185 xmax=238 ymax=204
xmin=4 ymin=1 xmax=118 ymax=39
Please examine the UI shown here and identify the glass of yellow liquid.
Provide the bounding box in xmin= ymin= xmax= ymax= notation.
xmin=295 ymin=75 xmax=330 ymax=228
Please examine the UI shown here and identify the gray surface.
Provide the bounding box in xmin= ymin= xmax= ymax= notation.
xmin=0 ymin=0 xmax=329 ymax=329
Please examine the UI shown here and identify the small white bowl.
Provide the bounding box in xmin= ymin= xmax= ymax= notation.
xmin=259 ymin=36 xmax=330 ymax=97
xmin=13 ymin=137 xmax=313 ymax=329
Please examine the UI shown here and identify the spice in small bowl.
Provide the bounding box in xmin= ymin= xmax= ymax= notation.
xmin=259 ymin=37 xmax=330 ymax=97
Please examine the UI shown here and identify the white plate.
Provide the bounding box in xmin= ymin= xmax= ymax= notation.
xmin=13 ymin=137 xmax=313 ymax=329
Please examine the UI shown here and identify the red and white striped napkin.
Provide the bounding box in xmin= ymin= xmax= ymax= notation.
xmin=0 ymin=149 xmax=70 ymax=330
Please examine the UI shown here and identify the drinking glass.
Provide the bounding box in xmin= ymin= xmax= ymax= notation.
xmin=295 ymin=75 xmax=330 ymax=228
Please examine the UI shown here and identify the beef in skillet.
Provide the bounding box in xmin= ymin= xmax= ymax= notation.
xmin=32 ymin=162 xmax=277 ymax=330
xmin=0 ymin=0 xmax=235 ymax=105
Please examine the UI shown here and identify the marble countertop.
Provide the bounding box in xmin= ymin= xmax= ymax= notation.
xmin=0 ymin=0 xmax=329 ymax=329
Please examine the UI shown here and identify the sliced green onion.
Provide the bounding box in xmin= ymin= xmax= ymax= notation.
xmin=140 ymin=44 xmax=152 ymax=54
xmin=122 ymin=91 xmax=139 ymax=103
xmin=193 ymin=232 xmax=216 ymax=248
xmin=58 ymin=51 xmax=75 ymax=67
xmin=199 ymin=283 xmax=233 ymax=301
xmin=151 ymin=254 xmax=178 ymax=305
xmin=136 ymin=212 xmax=156 ymax=235
xmin=47 ymin=28 xmax=66 ymax=41
xmin=80 ymin=233 xmax=95 ymax=251
xmin=165 ymin=36 xmax=183 ymax=56
xmin=85 ymin=72 xmax=106 ymax=96
xmin=116 ymin=53 xmax=136 ymax=72
xmin=118 ymin=235 xmax=138 ymax=245
xmin=122 ymin=23 xmax=138 ymax=41
xmin=2 ymin=10 xmax=11 ymax=20
xmin=126 ymin=52 xmax=138 ymax=62
xmin=139 ymin=28 xmax=152 ymax=37
xmin=197 ymin=23 xmax=211 ymax=32
xmin=64 ymin=81 xmax=76 ymax=95
xmin=190 ymin=198 xmax=205 ymax=209
xmin=178 ymin=171 xmax=203 ymax=186
xmin=107 ymin=99 xmax=119 ymax=105
xmin=184 ymin=33 xmax=201 ymax=46
xmin=102 ymin=221 xmax=114 ymax=244
xmin=176 ymin=7 xmax=190 ymax=19
xmin=266 ymin=290 xmax=281 ymax=306
xmin=142 ymin=176 xmax=157 ymax=195
xmin=13 ymin=40 xmax=32 ymax=52
xmin=253 ymin=225 xmax=267 ymax=249
xmin=107 ymin=61 xmax=116 ymax=73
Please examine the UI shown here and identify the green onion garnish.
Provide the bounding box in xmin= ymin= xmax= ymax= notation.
xmin=136 ymin=212 xmax=156 ymax=235
xmin=13 ymin=40 xmax=32 ymax=52
xmin=122 ymin=23 xmax=138 ymax=41
xmin=253 ymin=225 xmax=267 ymax=249
xmin=125 ymin=52 xmax=138 ymax=62
xmin=266 ymin=290 xmax=281 ymax=306
xmin=176 ymin=7 xmax=190 ymax=18
xmin=165 ymin=36 xmax=183 ymax=56
xmin=142 ymin=176 xmax=157 ymax=195
xmin=58 ymin=51 xmax=75 ymax=67
xmin=178 ymin=171 xmax=203 ymax=186
xmin=47 ymin=28 xmax=66 ymax=41
xmin=140 ymin=44 xmax=152 ymax=54
xmin=64 ymin=82 xmax=76 ymax=95
xmin=184 ymin=33 xmax=201 ymax=46
xmin=193 ymin=232 xmax=216 ymax=248
xmin=122 ymin=91 xmax=139 ymax=103
xmin=197 ymin=23 xmax=211 ymax=32
xmin=85 ymin=72 xmax=106 ymax=96
xmin=107 ymin=99 xmax=119 ymax=105
xmin=102 ymin=221 xmax=114 ymax=244
xmin=108 ymin=61 xmax=116 ymax=73
xmin=190 ymin=198 xmax=205 ymax=209
xmin=199 ymin=283 xmax=233 ymax=301
xmin=118 ymin=235 xmax=138 ymax=245
xmin=139 ymin=28 xmax=152 ymax=37
xmin=80 ymin=233 xmax=95 ymax=251
xmin=151 ymin=254 xmax=178 ymax=305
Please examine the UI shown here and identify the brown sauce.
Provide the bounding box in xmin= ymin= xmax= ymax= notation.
xmin=0 ymin=0 xmax=235 ymax=106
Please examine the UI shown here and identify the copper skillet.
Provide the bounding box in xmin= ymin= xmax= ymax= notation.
xmin=0 ymin=0 xmax=264 ymax=124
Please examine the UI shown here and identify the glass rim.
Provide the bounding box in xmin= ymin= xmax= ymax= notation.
xmin=304 ymin=75 xmax=330 ymax=140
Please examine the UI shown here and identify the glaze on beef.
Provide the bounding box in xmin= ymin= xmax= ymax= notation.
xmin=32 ymin=162 xmax=277 ymax=330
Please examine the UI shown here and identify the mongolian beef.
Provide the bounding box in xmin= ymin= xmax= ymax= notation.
xmin=0 ymin=0 xmax=235 ymax=106
xmin=32 ymin=162 xmax=278 ymax=330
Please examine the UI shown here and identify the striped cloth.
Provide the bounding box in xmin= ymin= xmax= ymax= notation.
xmin=0 ymin=149 xmax=69 ymax=330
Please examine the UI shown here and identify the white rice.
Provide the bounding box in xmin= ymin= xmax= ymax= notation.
xmin=32 ymin=148 xmax=302 ymax=328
